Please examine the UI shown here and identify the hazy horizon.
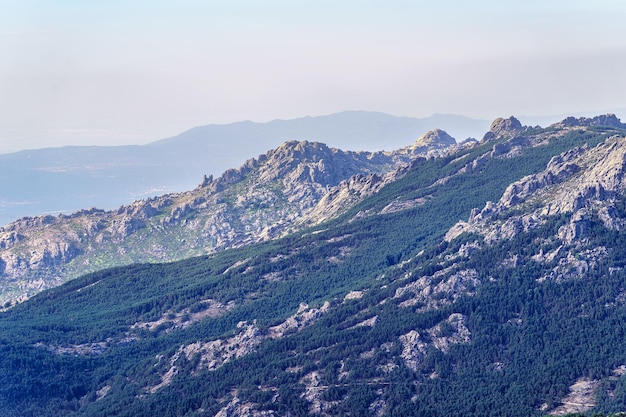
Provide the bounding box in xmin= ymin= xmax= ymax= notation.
xmin=1 ymin=1 xmax=625 ymax=154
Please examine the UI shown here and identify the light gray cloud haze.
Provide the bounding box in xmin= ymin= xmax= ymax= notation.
xmin=0 ymin=0 xmax=625 ymax=153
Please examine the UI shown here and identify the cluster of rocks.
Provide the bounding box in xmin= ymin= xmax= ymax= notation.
xmin=444 ymin=115 xmax=626 ymax=286
xmin=149 ymin=302 xmax=331 ymax=394
xmin=399 ymin=313 xmax=471 ymax=372
xmin=556 ymin=114 xmax=625 ymax=129
xmin=448 ymin=133 xmax=626 ymax=246
xmin=395 ymin=267 xmax=480 ymax=311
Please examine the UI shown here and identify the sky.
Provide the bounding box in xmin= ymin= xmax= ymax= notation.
xmin=0 ymin=0 xmax=625 ymax=154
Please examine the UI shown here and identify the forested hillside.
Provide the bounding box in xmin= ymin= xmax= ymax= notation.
xmin=1 ymin=115 xmax=626 ymax=416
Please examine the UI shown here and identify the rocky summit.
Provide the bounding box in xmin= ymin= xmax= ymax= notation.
xmin=2 ymin=115 xmax=626 ymax=417
xmin=411 ymin=128 xmax=457 ymax=148
xmin=481 ymin=115 xmax=526 ymax=141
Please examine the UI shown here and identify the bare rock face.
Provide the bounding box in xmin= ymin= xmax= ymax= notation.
xmin=482 ymin=116 xmax=525 ymax=141
xmin=489 ymin=135 xmax=531 ymax=158
xmin=427 ymin=313 xmax=471 ymax=354
xmin=399 ymin=313 xmax=471 ymax=371
xmin=268 ymin=302 xmax=330 ymax=338
xmin=529 ymin=138 xmax=626 ymax=219
xmin=547 ymin=377 xmax=599 ymax=415
xmin=497 ymin=151 xmax=583 ymax=209
xmin=399 ymin=330 xmax=429 ymax=371
xmin=214 ymin=394 xmax=279 ymax=417
xmin=395 ymin=267 xmax=480 ymax=312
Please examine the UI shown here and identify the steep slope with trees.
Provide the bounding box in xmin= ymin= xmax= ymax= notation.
xmin=0 ymin=115 xmax=626 ymax=416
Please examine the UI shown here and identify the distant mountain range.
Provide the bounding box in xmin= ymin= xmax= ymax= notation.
xmin=0 ymin=111 xmax=489 ymax=226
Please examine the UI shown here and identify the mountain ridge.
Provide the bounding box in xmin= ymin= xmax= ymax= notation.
xmin=2 ymin=114 xmax=626 ymax=416
xmin=0 ymin=131 xmax=461 ymax=305
xmin=0 ymin=111 xmax=489 ymax=227
xmin=2 ymin=115 xmax=622 ymax=306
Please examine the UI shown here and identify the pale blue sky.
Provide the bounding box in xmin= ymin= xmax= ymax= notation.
xmin=0 ymin=1 xmax=625 ymax=152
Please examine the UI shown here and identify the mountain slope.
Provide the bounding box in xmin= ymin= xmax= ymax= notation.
xmin=1 ymin=115 xmax=626 ymax=416
xmin=0 ymin=133 xmax=459 ymax=305
xmin=0 ymin=111 xmax=488 ymax=226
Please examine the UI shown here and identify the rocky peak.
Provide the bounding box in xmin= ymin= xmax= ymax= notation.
xmin=260 ymin=140 xmax=328 ymax=168
xmin=411 ymin=129 xmax=456 ymax=149
xmin=257 ymin=140 xmax=340 ymax=186
xmin=482 ymin=116 xmax=524 ymax=141
xmin=272 ymin=140 xmax=332 ymax=160
xmin=556 ymin=114 xmax=626 ymax=129
xmin=198 ymin=140 xmax=345 ymax=193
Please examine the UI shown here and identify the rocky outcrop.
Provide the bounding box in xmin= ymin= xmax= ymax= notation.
xmin=400 ymin=313 xmax=471 ymax=372
xmin=268 ymin=302 xmax=331 ymax=338
xmin=548 ymin=378 xmax=598 ymax=415
xmin=427 ymin=313 xmax=471 ymax=354
xmin=482 ymin=116 xmax=526 ymax=141
xmin=497 ymin=148 xmax=583 ymax=209
xmin=129 ymin=299 xmax=235 ymax=333
xmin=447 ymin=131 xmax=626 ymax=246
xmin=214 ymin=394 xmax=279 ymax=417
xmin=148 ymin=303 xmax=330 ymax=393
xmin=555 ymin=114 xmax=626 ymax=129
xmin=489 ymin=135 xmax=531 ymax=158
xmin=459 ymin=118 xmax=540 ymax=173
xmin=411 ymin=129 xmax=457 ymax=149
xmin=395 ymin=268 xmax=480 ymax=311
xmin=399 ymin=330 xmax=429 ymax=372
